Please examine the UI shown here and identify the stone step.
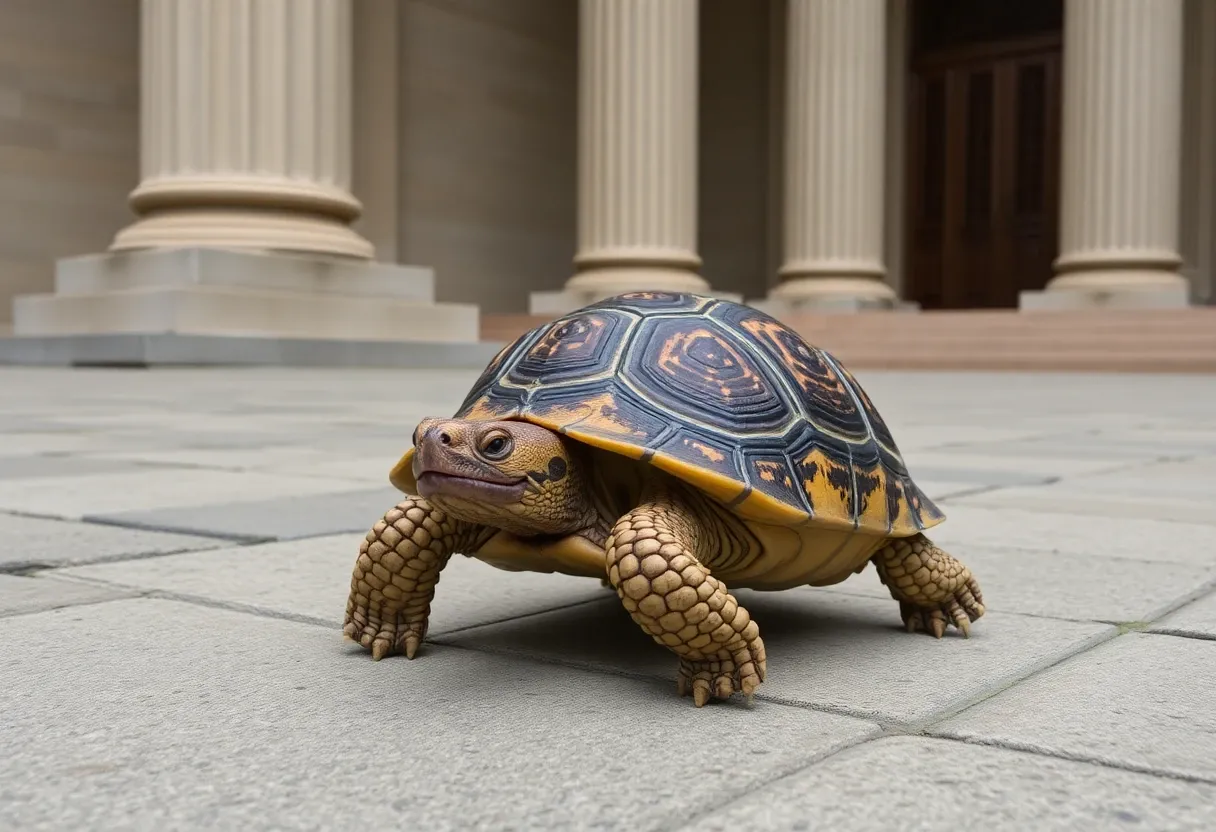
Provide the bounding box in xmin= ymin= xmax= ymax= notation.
xmin=54 ymin=248 xmax=436 ymax=303
xmin=480 ymin=308 xmax=1216 ymax=373
xmin=16 ymin=284 xmax=480 ymax=343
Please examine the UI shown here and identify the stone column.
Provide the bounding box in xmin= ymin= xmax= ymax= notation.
xmin=110 ymin=0 xmax=374 ymax=259
xmin=768 ymin=0 xmax=896 ymax=309
xmin=532 ymin=0 xmax=712 ymax=314
xmin=11 ymin=0 xmax=484 ymax=356
xmin=1025 ymin=0 xmax=1189 ymax=308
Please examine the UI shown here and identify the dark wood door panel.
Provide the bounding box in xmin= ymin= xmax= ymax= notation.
xmin=906 ymin=36 xmax=1061 ymax=309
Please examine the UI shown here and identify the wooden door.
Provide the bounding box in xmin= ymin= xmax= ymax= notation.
xmin=906 ymin=38 xmax=1062 ymax=309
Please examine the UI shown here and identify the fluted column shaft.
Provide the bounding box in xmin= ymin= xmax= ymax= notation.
xmin=1050 ymin=0 xmax=1185 ymax=293
xmin=111 ymin=0 xmax=373 ymax=259
xmin=773 ymin=0 xmax=894 ymax=304
xmin=566 ymin=0 xmax=706 ymax=295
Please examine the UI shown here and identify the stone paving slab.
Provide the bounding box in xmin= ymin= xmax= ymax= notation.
xmin=0 ymin=454 xmax=160 ymax=480
xmin=935 ymin=633 xmax=1216 ymax=783
xmin=918 ymin=434 xmax=1215 ymax=461
xmin=953 ymin=482 xmax=1213 ymax=527
xmin=437 ymin=590 xmax=1114 ymax=726
xmin=86 ymin=486 xmax=403 ymax=542
xmin=0 ymin=598 xmax=881 ymax=832
xmin=0 ymin=468 xmax=372 ymax=519
xmin=901 ymin=462 xmax=1051 ymax=488
xmin=876 ymin=424 xmax=1074 ymax=452
xmin=0 ymin=573 xmax=137 ymax=617
xmin=1149 ymin=589 xmax=1216 ymax=640
xmin=820 ymin=544 xmax=1216 ymax=624
xmin=902 ymin=479 xmax=992 ymax=501
xmin=0 ymin=432 xmax=117 ymax=456
xmin=4 ymin=366 xmax=1216 ymax=829
xmin=906 ymin=449 xmax=1140 ymax=479
xmin=75 ymin=446 xmax=395 ymax=484
xmin=1033 ymin=456 xmax=1216 ymax=501
xmin=0 ymin=512 xmax=225 ymax=570
xmin=59 ymin=535 xmax=608 ymax=635
xmin=926 ymin=503 xmax=1216 ymax=567
xmin=686 ymin=735 xmax=1216 ymax=832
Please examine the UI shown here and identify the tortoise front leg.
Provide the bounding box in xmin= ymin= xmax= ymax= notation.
xmin=344 ymin=496 xmax=489 ymax=660
xmin=871 ymin=534 xmax=986 ymax=638
xmin=605 ymin=483 xmax=767 ymax=707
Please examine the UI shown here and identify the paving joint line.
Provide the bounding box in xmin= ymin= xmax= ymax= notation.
xmin=927 ymin=733 xmax=1216 ymax=787
xmin=900 ymin=626 xmax=1127 ymax=733
xmin=0 ymin=541 xmax=245 ymax=575
xmin=0 ymin=593 xmax=142 ymax=620
xmin=18 ymin=578 xmax=620 ymax=646
xmin=1144 ymin=628 xmax=1216 ymax=643
xmin=654 ymin=727 xmax=890 ymax=832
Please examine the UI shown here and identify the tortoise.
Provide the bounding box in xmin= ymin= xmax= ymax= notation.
xmin=343 ymin=291 xmax=985 ymax=707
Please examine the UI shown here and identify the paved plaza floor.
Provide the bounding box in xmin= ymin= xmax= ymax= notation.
xmin=2 ymin=364 xmax=1215 ymax=830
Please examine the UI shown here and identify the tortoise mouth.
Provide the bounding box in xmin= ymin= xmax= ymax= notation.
xmin=416 ymin=471 xmax=527 ymax=505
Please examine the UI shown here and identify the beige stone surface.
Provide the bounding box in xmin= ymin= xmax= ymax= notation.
xmin=0 ymin=0 xmax=139 ymax=325
xmin=111 ymin=0 xmax=373 ymax=258
xmin=768 ymin=0 xmax=896 ymax=307
xmin=397 ymin=0 xmax=577 ymax=313
xmin=1 ymin=366 xmax=1215 ymax=828
xmin=539 ymin=0 xmax=709 ymax=310
xmin=1029 ymin=0 xmax=1189 ymax=308
xmin=14 ymin=281 xmax=478 ymax=342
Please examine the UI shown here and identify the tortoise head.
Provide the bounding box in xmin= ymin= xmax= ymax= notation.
xmin=394 ymin=418 xmax=591 ymax=536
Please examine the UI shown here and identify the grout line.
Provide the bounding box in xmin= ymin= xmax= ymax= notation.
xmin=0 ymin=593 xmax=143 ymax=620
xmin=1144 ymin=628 xmax=1216 ymax=643
xmin=927 ymin=734 xmax=1216 ymax=787
xmin=77 ymin=513 xmax=280 ymax=543
xmin=0 ymin=544 xmax=247 ymax=576
xmin=654 ymin=729 xmax=891 ymax=831
xmin=677 ymin=729 xmax=1216 ymax=827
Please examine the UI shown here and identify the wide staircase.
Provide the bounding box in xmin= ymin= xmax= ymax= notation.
xmin=482 ymin=307 xmax=1216 ymax=373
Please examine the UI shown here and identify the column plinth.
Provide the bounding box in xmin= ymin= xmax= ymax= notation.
xmin=1022 ymin=0 xmax=1190 ymax=310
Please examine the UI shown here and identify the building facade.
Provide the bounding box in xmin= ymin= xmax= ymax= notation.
xmin=0 ymin=0 xmax=1213 ymax=346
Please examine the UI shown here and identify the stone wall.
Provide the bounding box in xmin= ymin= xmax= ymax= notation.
xmin=0 ymin=0 xmax=138 ymax=326
xmin=697 ymin=0 xmax=776 ymax=301
xmin=396 ymin=0 xmax=578 ymax=314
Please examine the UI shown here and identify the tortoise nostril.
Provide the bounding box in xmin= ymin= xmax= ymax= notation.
xmin=439 ymin=432 xmax=452 ymax=445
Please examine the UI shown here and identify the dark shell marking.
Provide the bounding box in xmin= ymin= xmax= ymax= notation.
xmin=454 ymin=292 xmax=942 ymax=534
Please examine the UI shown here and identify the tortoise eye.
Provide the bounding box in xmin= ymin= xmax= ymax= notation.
xmin=480 ymin=434 xmax=513 ymax=460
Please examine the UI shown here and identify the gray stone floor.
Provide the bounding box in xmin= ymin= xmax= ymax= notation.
xmin=2 ymin=365 xmax=1215 ymax=831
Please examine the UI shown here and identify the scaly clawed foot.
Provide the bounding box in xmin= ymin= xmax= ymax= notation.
xmin=872 ymin=534 xmax=986 ymax=639
xmin=898 ymin=578 xmax=984 ymax=639
xmin=676 ymin=637 xmax=767 ymax=707
xmin=343 ymin=607 xmax=429 ymax=660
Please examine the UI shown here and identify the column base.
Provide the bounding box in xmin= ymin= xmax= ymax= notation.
xmin=111 ymin=208 xmax=377 ymax=260
xmin=5 ymin=248 xmax=487 ymax=365
xmin=753 ymin=276 xmax=909 ymax=315
xmin=1019 ymin=271 xmax=1191 ymax=310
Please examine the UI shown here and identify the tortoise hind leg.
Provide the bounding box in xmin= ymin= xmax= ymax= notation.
xmin=605 ymin=481 xmax=767 ymax=707
xmin=871 ymin=534 xmax=986 ymax=638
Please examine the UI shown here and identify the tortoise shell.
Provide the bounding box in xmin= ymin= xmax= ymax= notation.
xmin=405 ymin=292 xmax=943 ymax=537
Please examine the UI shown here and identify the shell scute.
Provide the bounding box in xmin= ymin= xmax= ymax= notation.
xmin=652 ymin=428 xmax=745 ymax=488
xmin=622 ymin=315 xmax=795 ymax=434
